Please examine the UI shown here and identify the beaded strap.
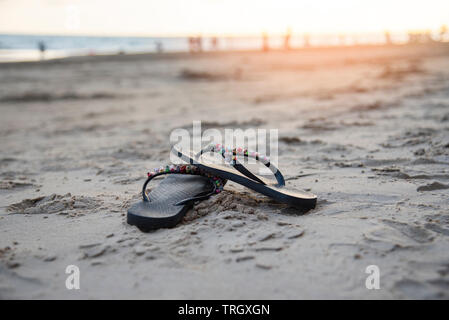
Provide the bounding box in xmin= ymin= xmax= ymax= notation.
xmin=201 ymin=144 xmax=270 ymax=164
xmin=143 ymin=164 xmax=226 ymax=205
xmin=196 ymin=143 xmax=285 ymax=187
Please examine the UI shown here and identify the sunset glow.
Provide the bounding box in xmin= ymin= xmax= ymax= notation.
xmin=1 ymin=0 xmax=448 ymax=36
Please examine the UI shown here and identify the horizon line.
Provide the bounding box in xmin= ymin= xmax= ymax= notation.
xmin=0 ymin=28 xmax=442 ymax=39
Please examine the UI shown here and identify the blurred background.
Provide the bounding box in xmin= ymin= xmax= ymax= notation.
xmin=1 ymin=0 xmax=448 ymax=62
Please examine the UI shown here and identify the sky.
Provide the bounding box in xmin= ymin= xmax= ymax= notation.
xmin=1 ymin=0 xmax=448 ymax=36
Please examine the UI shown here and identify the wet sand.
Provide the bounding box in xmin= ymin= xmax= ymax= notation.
xmin=0 ymin=44 xmax=448 ymax=299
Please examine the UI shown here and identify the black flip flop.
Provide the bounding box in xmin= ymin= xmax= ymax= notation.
xmin=127 ymin=164 xmax=226 ymax=231
xmin=173 ymin=144 xmax=317 ymax=209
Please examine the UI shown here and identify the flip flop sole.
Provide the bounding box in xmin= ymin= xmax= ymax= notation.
xmin=195 ymin=162 xmax=317 ymax=209
xmin=127 ymin=201 xmax=191 ymax=231
xmin=127 ymin=174 xmax=212 ymax=231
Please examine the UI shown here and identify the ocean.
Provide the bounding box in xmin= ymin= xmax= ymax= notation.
xmin=0 ymin=33 xmax=410 ymax=62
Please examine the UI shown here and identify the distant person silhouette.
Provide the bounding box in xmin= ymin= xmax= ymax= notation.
xmin=424 ymin=30 xmax=433 ymax=43
xmin=38 ymin=41 xmax=46 ymax=60
xmin=303 ymin=34 xmax=310 ymax=48
xmin=196 ymin=35 xmax=203 ymax=52
xmin=384 ymin=31 xmax=392 ymax=45
xmin=188 ymin=36 xmax=202 ymax=53
xmin=210 ymin=37 xmax=218 ymax=51
xmin=440 ymin=24 xmax=448 ymax=42
xmin=408 ymin=32 xmax=417 ymax=44
xmin=188 ymin=37 xmax=194 ymax=53
xmin=262 ymin=32 xmax=269 ymax=52
xmin=155 ymin=41 xmax=163 ymax=53
xmin=284 ymin=28 xmax=292 ymax=50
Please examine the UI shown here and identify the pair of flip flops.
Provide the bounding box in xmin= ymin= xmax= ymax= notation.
xmin=127 ymin=144 xmax=317 ymax=231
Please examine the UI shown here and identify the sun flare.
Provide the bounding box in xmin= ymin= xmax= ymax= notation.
xmin=0 ymin=0 xmax=448 ymax=36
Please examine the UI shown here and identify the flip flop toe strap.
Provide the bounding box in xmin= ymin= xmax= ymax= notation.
xmin=142 ymin=164 xmax=226 ymax=204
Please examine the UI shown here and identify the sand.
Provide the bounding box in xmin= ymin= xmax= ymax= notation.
xmin=0 ymin=44 xmax=448 ymax=299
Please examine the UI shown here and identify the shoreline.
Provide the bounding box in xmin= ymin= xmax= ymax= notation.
xmin=2 ymin=42 xmax=449 ymax=66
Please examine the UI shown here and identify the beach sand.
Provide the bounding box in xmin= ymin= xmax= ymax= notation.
xmin=0 ymin=44 xmax=448 ymax=299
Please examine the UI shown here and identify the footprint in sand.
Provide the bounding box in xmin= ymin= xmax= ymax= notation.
xmin=382 ymin=219 xmax=434 ymax=244
xmin=417 ymin=181 xmax=449 ymax=192
xmin=7 ymin=193 xmax=101 ymax=215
